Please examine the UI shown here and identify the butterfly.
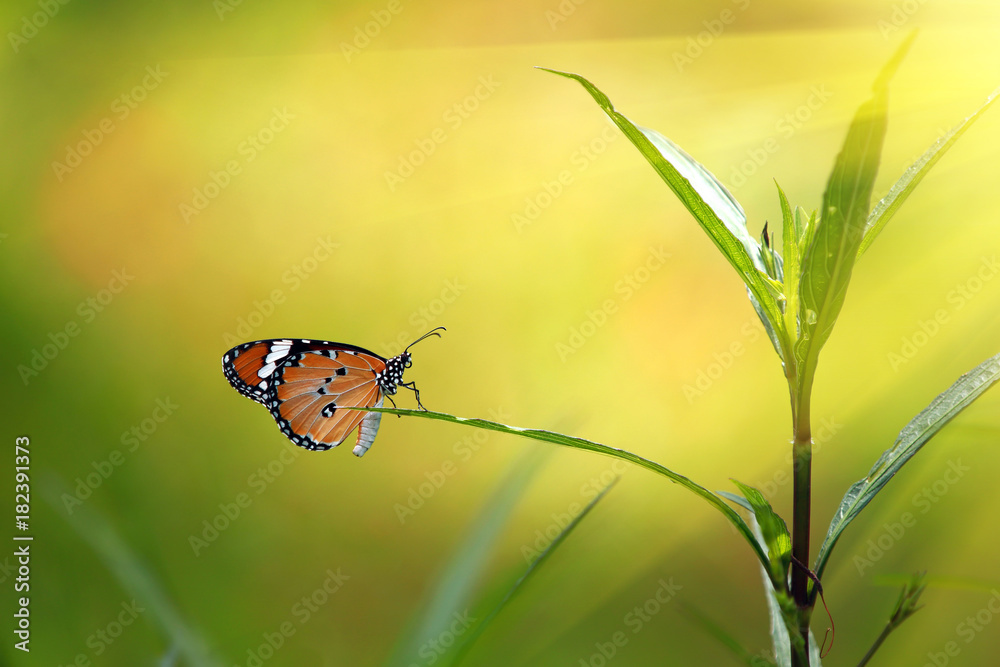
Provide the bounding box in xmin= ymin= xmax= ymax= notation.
xmin=222 ymin=328 xmax=444 ymax=456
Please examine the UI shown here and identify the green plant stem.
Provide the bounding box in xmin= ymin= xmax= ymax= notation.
xmin=791 ymin=385 xmax=813 ymax=667
xmin=856 ymin=622 xmax=893 ymax=667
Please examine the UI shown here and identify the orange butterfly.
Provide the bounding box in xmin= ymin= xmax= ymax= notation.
xmin=222 ymin=328 xmax=443 ymax=456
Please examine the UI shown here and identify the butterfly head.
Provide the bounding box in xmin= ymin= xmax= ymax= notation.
xmin=375 ymin=327 xmax=445 ymax=400
xmin=379 ymin=353 xmax=409 ymax=395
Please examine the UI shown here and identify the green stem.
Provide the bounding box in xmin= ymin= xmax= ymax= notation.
xmin=790 ymin=381 xmax=813 ymax=667
xmin=856 ymin=622 xmax=893 ymax=667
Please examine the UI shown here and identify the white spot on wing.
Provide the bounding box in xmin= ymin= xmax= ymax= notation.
xmin=265 ymin=344 xmax=292 ymax=364
xmin=258 ymin=362 xmax=277 ymax=378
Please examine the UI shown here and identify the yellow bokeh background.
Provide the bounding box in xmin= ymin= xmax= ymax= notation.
xmin=3 ymin=1 xmax=1000 ymax=665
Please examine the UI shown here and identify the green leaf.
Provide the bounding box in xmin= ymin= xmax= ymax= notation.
xmin=731 ymin=480 xmax=792 ymax=590
xmin=42 ymin=478 xmax=219 ymax=667
xmin=777 ymin=183 xmax=799 ymax=350
xmin=449 ymin=478 xmax=618 ymax=666
xmin=795 ymin=35 xmax=912 ymax=398
xmin=540 ymin=67 xmax=789 ymax=362
xmin=858 ymin=86 xmax=1000 ymax=257
xmin=350 ymin=406 xmax=772 ymax=577
xmin=814 ymin=351 xmax=1000 ymax=579
xmin=718 ymin=500 xmax=818 ymax=667
xmin=386 ymin=449 xmax=549 ymax=667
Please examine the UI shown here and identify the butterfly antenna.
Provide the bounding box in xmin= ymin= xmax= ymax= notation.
xmin=405 ymin=326 xmax=446 ymax=353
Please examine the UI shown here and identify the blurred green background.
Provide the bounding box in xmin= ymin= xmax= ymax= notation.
xmin=3 ymin=0 xmax=1000 ymax=665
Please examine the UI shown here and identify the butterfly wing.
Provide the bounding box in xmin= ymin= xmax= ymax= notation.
xmin=223 ymin=340 xmax=389 ymax=455
xmin=222 ymin=339 xmax=301 ymax=404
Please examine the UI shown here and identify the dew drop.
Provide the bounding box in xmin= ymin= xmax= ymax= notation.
xmin=806 ymin=309 xmax=818 ymax=325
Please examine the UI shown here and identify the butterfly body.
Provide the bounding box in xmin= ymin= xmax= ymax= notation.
xmin=222 ymin=329 xmax=442 ymax=456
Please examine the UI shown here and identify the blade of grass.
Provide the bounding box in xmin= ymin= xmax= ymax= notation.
xmin=857 ymin=86 xmax=1000 ymax=257
xmin=385 ymin=448 xmax=550 ymax=667
xmin=447 ymin=478 xmax=619 ymax=666
xmin=349 ymin=406 xmax=771 ymax=576
xmin=41 ymin=476 xmax=219 ymax=667
xmin=540 ymin=67 xmax=789 ymax=362
xmin=814 ymin=351 xmax=1000 ymax=580
xmin=678 ymin=602 xmax=769 ymax=666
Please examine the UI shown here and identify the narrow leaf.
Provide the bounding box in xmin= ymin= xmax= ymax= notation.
xmin=42 ymin=478 xmax=219 ymax=667
xmin=858 ymin=86 xmax=1000 ymax=257
xmin=541 ymin=67 xmax=789 ymax=361
xmin=721 ymin=494 xmax=823 ymax=667
xmin=351 ymin=406 xmax=772 ymax=575
xmin=732 ymin=479 xmax=792 ymax=589
xmin=387 ymin=449 xmax=549 ymax=667
xmin=679 ymin=602 xmax=767 ymax=666
xmin=815 ymin=351 xmax=1000 ymax=579
xmin=777 ymin=182 xmax=799 ymax=349
xmin=449 ymin=479 xmax=618 ymax=665
xmin=795 ymin=36 xmax=911 ymax=395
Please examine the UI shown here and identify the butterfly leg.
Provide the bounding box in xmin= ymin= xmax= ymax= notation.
xmin=385 ymin=393 xmax=399 ymax=417
xmin=399 ymin=381 xmax=427 ymax=410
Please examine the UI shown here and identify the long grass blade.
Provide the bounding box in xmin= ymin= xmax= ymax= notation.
xmin=679 ymin=602 xmax=768 ymax=666
xmin=350 ymin=406 xmax=772 ymax=576
xmin=448 ymin=478 xmax=619 ymax=665
xmin=42 ymin=477 xmax=219 ymax=667
xmin=385 ymin=449 xmax=549 ymax=667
